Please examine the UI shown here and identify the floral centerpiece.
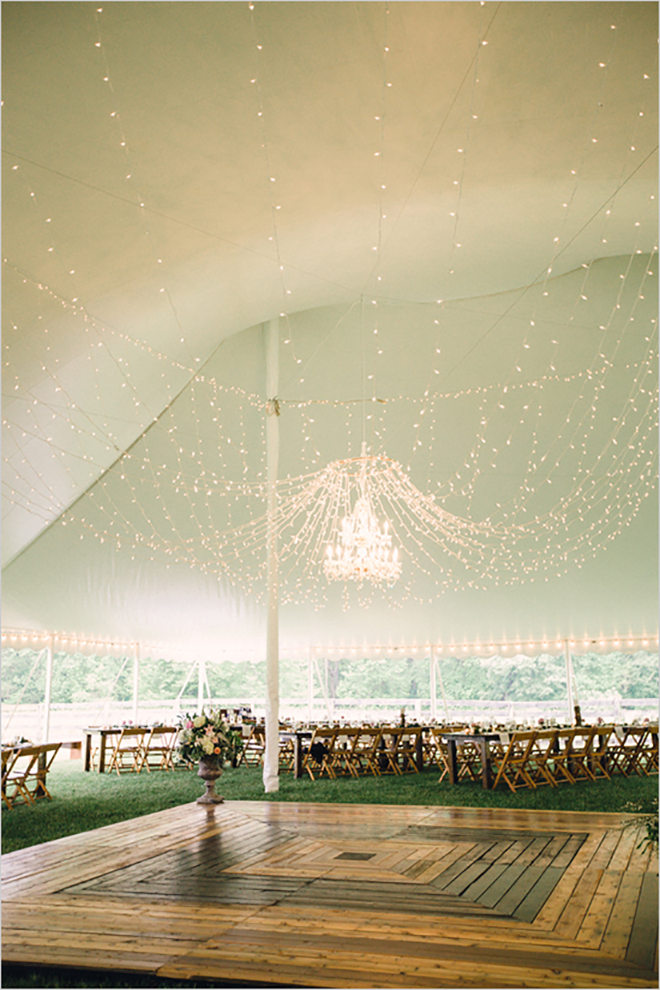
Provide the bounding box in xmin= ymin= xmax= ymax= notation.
xmin=177 ymin=710 xmax=243 ymax=804
xmin=177 ymin=709 xmax=242 ymax=767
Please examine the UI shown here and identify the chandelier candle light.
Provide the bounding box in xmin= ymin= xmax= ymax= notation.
xmin=324 ymin=443 xmax=401 ymax=586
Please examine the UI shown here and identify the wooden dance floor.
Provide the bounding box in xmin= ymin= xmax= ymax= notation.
xmin=2 ymin=800 xmax=658 ymax=988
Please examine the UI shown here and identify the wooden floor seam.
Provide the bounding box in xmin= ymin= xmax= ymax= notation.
xmin=2 ymin=800 xmax=657 ymax=988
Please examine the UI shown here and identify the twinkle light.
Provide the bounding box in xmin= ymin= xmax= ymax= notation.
xmin=2 ymin=3 xmax=657 ymax=620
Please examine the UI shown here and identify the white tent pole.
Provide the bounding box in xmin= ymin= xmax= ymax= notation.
xmin=263 ymin=317 xmax=280 ymax=793
xmin=324 ymin=656 xmax=331 ymax=721
xmin=198 ymin=656 xmax=206 ymax=712
xmin=308 ymin=647 xmax=314 ymax=722
xmin=436 ymin=651 xmax=450 ymax=721
xmin=314 ymin=656 xmax=328 ymax=707
xmin=430 ymin=647 xmax=437 ymax=722
xmin=132 ymin=642 xmax=140 ymax=724
xmin=570 ymin=652 xmax=580 ymax=711
xmin=564 ymin=639 xmax=573 ymax=723
xmin=42 ymin=638 xmax=54 ymax=743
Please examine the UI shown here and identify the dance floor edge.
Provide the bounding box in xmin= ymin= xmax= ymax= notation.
xmin=2 ymin=799 xmax=658 ymax=988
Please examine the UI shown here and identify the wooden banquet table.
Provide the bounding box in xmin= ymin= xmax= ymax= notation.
xmin=83 ymin=726 xmax=179 ymax=773
xmin=279 ymin=729 xmax=313 ymax=778
xmin=442 ymin=731 xmax=502 ymax=789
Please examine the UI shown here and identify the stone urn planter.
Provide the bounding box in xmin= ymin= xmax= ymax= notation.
xmin=196 ymin=758 xmax=224 ymax=804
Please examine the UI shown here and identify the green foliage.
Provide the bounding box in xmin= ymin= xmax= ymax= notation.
xmin=2 ymin=648 xmax=657 ymax=708
xmin=1 ymin=650 xmax=134 ymax=705
xmin=204 ymin=656 xmax=307 ymax=701
xmin=138 ymin=657 xmax=197 ymax=701
xmin=623 ymin=795 xmax=659 ymax=850
xmin=574 ymin=651 xmax=659 ymax=700
xmin=335 ymin=656 xmax=429 ymax=699
xmin=0 ymin=649 xmax=46 ymax=705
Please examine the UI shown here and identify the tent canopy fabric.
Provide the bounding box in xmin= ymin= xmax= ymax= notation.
xmin=2 ymin=1 xmax=658 ymax=659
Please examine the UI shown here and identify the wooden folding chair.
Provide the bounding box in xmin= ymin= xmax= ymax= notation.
xmin=279 ymin=732 xmax=296 ymax=773
xmin=431 ymin=728 xmax=453 ymax=782
xmin=526 ymin=729 xmax=559 ymax=787
xmin=617 ymin=726 xmax=651 ymax=777
xmin=607 ymin=725 xmax=629 ymax=776
xmin=491 ymin=730 xmax=538 ymax=792
xmin=422 ymin=728 xmax=439 ymax=769
xmin=433 ymin=729 xmax=478 ymax=783
xmin=301 ymin=726 xmax=338 ymax=780
xmin=588 ymin=725 xmax=613 ymax=780
xmin=2 ymin=748 xmax=22 ymax=809
xmin=106 ymin=726 xmax=147 ymax=774
xmin=138 ymin=726 xmax=179 ymax=772
xmin=350 ymin=727 xmax=383 ymax=776
xmin=643 ymin=725 xmax=659 ymax=774
xmin=88 ymin=728 xmax=120 ymax=772
xmin=564 ymin=726 xmax=596 ymax=782
xmin=332 ymin=727 xmax=361 ymax=777
xmin=546 ymin=727 xmax=578 ymax=784
xmin=398 ymin=726 xmax=422 ymax=773
xmin=2 ymin=746 xmax=41 ymax=808
xmin=379 ymin=727 xmax=404 ymax=774
xmin=455 ymin=738 xmax=484 ymax=782
xmin=236 ymin=723 xmax=265 ymax=766
xmin=30 ymin=742 xmax=61 ymax=800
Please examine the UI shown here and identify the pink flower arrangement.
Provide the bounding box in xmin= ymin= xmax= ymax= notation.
xmin=177 ymin=709 xmax=242 ymax=765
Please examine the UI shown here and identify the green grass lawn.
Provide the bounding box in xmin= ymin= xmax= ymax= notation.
xmin=3 ymin=759 xmax=657 ymax=854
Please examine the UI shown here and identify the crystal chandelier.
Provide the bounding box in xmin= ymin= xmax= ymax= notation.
xmin=323 ymin=443 xmax=402 ymax=586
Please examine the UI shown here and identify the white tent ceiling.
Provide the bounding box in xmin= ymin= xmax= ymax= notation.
xmin=2 ymin=1 xmax=658 ymax=659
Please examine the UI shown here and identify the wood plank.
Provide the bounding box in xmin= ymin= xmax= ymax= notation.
xmin=427 ymin=842 xmax=492 ymax=889
xmin=441 ymin=858 xmax=499 ymax=896
xmin=608 ymin=825 xmax=644 ymax=872
xmin=626 ymin=872 xmax=659 ymax=971
xmin=550 ymin=833 xmax=588 ymax=870
xmin=513 ymin=866 xmax=565 ymax=923
xmin=576 ymin=869 xmax=623 ymax=947
xmin=477 ymin=838 xmax=553 ymax=908
xmin=601 ymin=871 xmax=645 ymax=960
xmin=590 ymin=828 xmax=627 ymax=871
xmin=497 ymin=836 xmax=580 ymax=918
xmin=532 ymin=831 xmax=609 ymax=931
xmin=460 ymin=861 xmax=511 ymax=902
xmin=553 ymin=867 xmax=604 ymax=940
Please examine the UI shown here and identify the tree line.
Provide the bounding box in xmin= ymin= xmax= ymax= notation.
xmin=1 ymin=648 xmax=657 ymax=706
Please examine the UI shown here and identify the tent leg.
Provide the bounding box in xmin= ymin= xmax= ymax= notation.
xmin=263 ymin=317 xmax=280 ymax=793
xmin=564 ymin=640 xmax=573 ymax=724
xmin=436 ymin=652 xmax=450 ymax=721
xmin=198 ymin=656 xmax=206 ymax=712
xmin=132 ymin=643 xmax=140 ymax=724
xmin=308 ymin=648 xmax=314 ymax=722
xmin=324 ymin=657 xmax=333 ymax=721
xmin=42 ymin=639 xmax=54 ymax=743
xmin=430 ymin=648 xmax=437 ymax=722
